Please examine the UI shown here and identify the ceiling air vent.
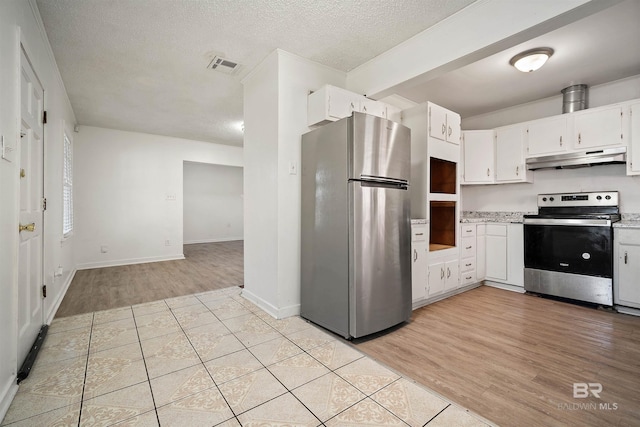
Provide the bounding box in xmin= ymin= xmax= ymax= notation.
xmin=208 ymin=56 xmax=240 ymax=75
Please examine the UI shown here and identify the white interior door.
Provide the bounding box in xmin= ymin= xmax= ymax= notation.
xmin=17 ymin=47 xmax=45 ymax=367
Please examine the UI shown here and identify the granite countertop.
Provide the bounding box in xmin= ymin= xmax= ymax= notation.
xmin=460 ymin=211 xmax=535 ymax=224
xmin=614 ymin=214 xmax=640 ymax=228
xmin=614 ymin=221 xmax=640 ymax=228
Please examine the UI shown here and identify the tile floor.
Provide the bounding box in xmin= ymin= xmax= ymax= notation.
xmin=2 ymin=287 xmax=493 ymax=427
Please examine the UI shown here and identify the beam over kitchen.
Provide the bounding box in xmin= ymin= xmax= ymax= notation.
xmin=346 ymin=0 xmax=621 ymax=100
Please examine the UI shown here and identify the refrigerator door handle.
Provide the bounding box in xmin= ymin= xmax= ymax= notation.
xmin=350 ymin=176 xmax=408 ymax=189
xmin=358 ymin=175 xmax=407 ymax=185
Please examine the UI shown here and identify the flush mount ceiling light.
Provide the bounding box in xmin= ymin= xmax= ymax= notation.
xmin=509 ymin=47 xmax=554 ymax=73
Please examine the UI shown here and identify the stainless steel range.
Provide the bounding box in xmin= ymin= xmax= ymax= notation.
xmin=523 ymin=191 xmax=620 ymax=306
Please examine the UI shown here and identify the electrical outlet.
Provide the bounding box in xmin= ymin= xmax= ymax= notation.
xmin=100 ymin=245 xmax=108 ymax=253
xmin=288 ymin=162 xmax=297 ymax=175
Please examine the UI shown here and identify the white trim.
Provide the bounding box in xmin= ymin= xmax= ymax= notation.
xmin=483 ymin=281 xmax=526 ymax=293
xmin=27 ymin=0 xmax=77 ymax=124
xmin=240 ymin=288 xmax=300 ymax=320
xmin=45 ymin=269 xmax=76 ymax=324
xmin=275 ymin=302 xmax=301 ymax=319
xmin=0 ymin=381 xmax=19 ymax=424
xmin=412 ymin=282 xmax=482 ymax=310
xmin=184 ymin=237 xmax=243 ymax=245
xmin=240 ymin=288 xmax=278 ymax=318
xmin=76 ymin=254 xmax=185 ymax=270
xmin=615 ymin=305 xmax=640 ymax=317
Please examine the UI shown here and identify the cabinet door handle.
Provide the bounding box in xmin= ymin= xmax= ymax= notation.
xmin=465 ymin=263 xmax=472 ymax=267
xmin=466 ymin=229 xmax=472 ymax=233
xmin=578 ymin=133 xmax=581 ymax=144
xmin=442 ymin=124 xmax=446 ymax=135
xmin=516 ymin=166 xmax=519 ymax=176
xmin=487 ymin=168 xmax=490 ymax=177
xmin=466 ymin=276 xmax=472 ymax=280
xmin=466 ymin=246 xmax=472 ymax=250
xmin=441 ymin=268 xmax=445 ymax=279
xmin=448 ymin=126 xmax=452 ymax=137
xmin=447 ymin=267 xmax=451 ymax=278
xmin=414 ymin=249 xmax=418 ymax=262
xmin=625 ymin=251 xmax=628 ymax=264
xmin=415 ymin=232 xmax=423 ymax=236
xmin=559 ymin=135 xmax=563 ymax=146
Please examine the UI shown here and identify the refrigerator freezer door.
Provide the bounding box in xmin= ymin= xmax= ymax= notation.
xmin=349 ymin=181 xmax=412 ymax=338
xmin=350 ymin=112 xmax=411 ymax=182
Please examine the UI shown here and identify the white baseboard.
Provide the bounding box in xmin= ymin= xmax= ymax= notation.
xmin=240 ymin=289 xmax=300 ymax=320
xmin=615 ymin=305 xmax=640 ymax=316
xmin=46 ymin=268 xmax=77 ymax=324
xmin=76 ymin=254 xmax=185 ymax=270
xmin=184 ymin=237 xmax=243 ymax=245
xmin=0 ymin=380 xmax=18 ymax=424
xmin=412 ymin=282 xmax=482 ymax=310
xmin=483 ymin=281 xmax=526 ymax=293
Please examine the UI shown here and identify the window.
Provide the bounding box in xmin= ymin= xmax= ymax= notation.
xmin=63 ymin=132 xmax=73 ymax=237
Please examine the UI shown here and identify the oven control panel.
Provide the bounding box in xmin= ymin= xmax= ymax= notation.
xmin=537 ymin=191 xmax=619 ymax=207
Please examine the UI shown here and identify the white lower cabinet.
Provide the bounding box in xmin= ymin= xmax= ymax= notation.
xmin=428 ymin=259 xmax=459 ymax=297
xmin=484 ymin=223 xmax=524 ymax=287
xmin=411 ymin=224 xmax=428 ymax=304
xmin=476 ymin=224 xmax=486 ymax=281
xmin=485 ymin=224 xmax=507 ymax=281
xmin=460 ymin=224 xmax=477 ymax=286
xmin=614 ymin=228 xmax=640 ymax=309
xmin=507 ymin=223 xmax=524 ymax=287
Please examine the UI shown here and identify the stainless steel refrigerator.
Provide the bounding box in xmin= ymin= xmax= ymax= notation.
xmin=301 ymin=112 xmax=412 ymax=339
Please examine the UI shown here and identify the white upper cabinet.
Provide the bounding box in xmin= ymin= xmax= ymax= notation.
xmin=495 ymin=124 xmax=530 ymax=183
xmin=307 ymin=85 xmax=358 ymax=126
xmin=526 ymin=115 xmax=569 ymax=157
xmin=573 ymin=105 xmax=624 ymax=149
xmin=428 ymin=102 xmax=461 ymax=145
xmin=462 ymin=130 xmax=494 ymax=184
xmin=307 ymin=85 xmax=398 ymax=127
xmin=360 ymin=98 xmax=387 ymax=119
xmin=627 ymin=102 xmax=640 ymax=175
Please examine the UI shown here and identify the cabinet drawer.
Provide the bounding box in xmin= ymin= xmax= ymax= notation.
xmin=412 ymin=225 xmax=427 ymax=242
xmin=461 ymin=224 xmax=476 ymax=237
xmin=461 ymin=257 xmax=475 ymax=272
xmin=461 ymin=237 xmax=475 ymax=258
xmin=486 ymin=224 xmax=507 ymax=236
xmin=461 ymin=271 xmax=476 ymax=285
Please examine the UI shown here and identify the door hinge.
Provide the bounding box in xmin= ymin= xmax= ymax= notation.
xmin=42 ymin=285 xmax=47 ymax=298
xmin=42 ymin=197 xmax=47 ymax=211
xmin=43 ymin=111 xmax=47 ymax=124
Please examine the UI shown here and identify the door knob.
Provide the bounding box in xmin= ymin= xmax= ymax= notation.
xmin=19 ymin=223 xmax=35 ymax=232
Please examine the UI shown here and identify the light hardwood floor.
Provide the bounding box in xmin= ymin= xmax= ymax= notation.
xmin=55 ymin=241 xmax=243 ymax=317
xmin=353 ymin=286 xmax=640 ymax=427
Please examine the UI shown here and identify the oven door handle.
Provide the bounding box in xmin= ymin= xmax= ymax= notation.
xmin=523 ymin=218 xmax=612 ymax=227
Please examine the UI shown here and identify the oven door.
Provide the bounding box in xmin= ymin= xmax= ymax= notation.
xmin=523 ymin=218 xmax=613 ymax=278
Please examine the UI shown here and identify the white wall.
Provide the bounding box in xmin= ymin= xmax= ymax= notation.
xmin=0 ymin=0 xmax=76 ymax=419
xmin=74 ymin=126 xmax=243 ymax=269
xmin=461 ymin=75 xmax=640 ymax=213
xmin=183 ymin=161 xmax=243 ymax=244
xmin=242 ymin=50 xmax=346 ymax=318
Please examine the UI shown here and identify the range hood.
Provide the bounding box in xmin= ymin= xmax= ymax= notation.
xmin=526 ymin=146 xmax=627 ymax=170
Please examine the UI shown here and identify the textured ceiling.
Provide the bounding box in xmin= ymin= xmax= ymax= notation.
xmin=36 ymin=0 xmax=476 ymax=146
xmin=392 ymin=0 xmax=640 ymax=118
